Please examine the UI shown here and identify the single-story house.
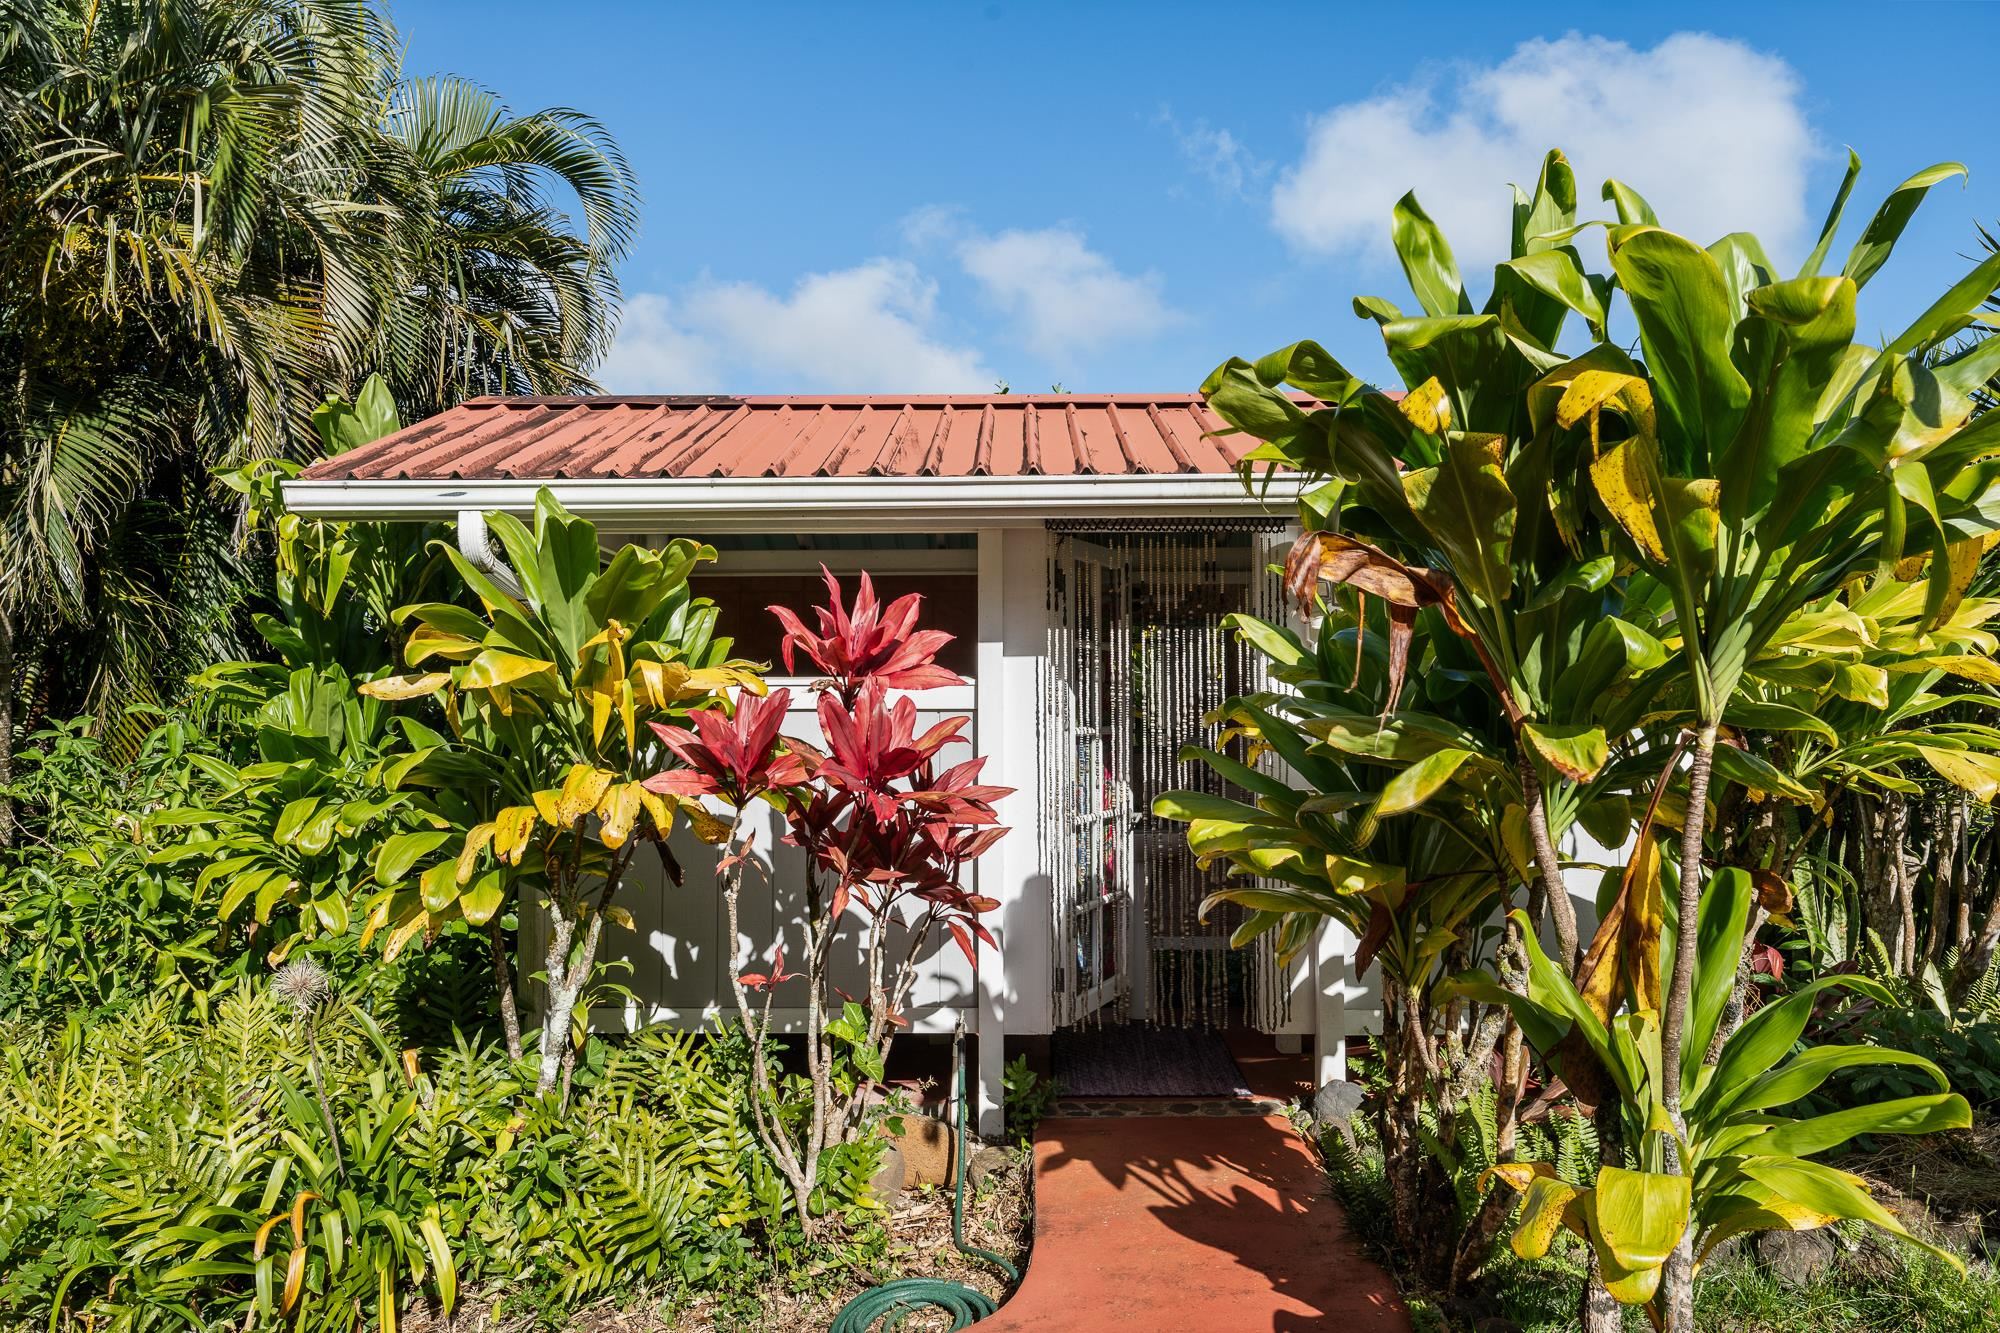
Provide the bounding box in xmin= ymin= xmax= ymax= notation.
xmin=283 ymin=393 xmax=1377 ymax=1134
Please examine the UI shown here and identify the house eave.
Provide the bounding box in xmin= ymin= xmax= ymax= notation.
xmin=278 ymin=472 xmax=1299 ymax=530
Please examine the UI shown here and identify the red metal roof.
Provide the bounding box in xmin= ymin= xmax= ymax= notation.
xmin=299 ymin=394 xmax=1254 ymax=482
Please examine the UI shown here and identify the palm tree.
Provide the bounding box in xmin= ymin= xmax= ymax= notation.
xmin=0 ymin=0 xmax=638 ymax=836
xmin=370 ymin=76 xmax=637 ymax=417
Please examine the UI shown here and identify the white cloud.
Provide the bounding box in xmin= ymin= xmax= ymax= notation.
xmin=1157 ymin=109 xmax=1268 ymax=198
xmin=1270 ymin=32 xmax=1815 ymax=271
xmin=603 ymin=217 xmax=1174 ymax=391
xmin=956 ymin=226 xmax=1180 ymax=359
xmin=898 ymin=203 xmax=965 ymax=251
xmin=600 ymin=260 xmax=992 ymax=393
xmin=596 ymin=293 xmax=720 ymax=392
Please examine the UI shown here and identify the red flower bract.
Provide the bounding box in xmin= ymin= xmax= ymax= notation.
xmin=769 ymin=567 xmax=966 ymax=692
xmin=814 ymin=679 xmax=968 ymax=806
xmin=643 ymin=687 xmax=807 ymax=804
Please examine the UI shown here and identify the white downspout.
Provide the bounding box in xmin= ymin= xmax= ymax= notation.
xmin=456 ymin=508 xmax=526 ymax=600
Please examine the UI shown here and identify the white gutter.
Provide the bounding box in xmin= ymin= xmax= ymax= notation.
xmin=280 ymin=472 xmax=1298 ymax=531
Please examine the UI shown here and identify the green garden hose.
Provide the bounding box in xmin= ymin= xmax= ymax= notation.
xmin=829 ymin=1027 xmax=1019 ymax=1332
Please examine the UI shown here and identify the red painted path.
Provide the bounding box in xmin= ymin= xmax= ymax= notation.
xmin=980 ymin=1113 xmax=1412 ymax=1333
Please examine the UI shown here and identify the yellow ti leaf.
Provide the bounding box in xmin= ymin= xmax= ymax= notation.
xmin=405 ymin=625 xmax=483 ymax=664
xmin=1587 ymin=1166 xmax=1690 ymax=1307
xmin=455 ymin=824 xmax=495 ymax=884
xmin=632 ymin=659 xmax=692 ymax=711
xmin=382 ymin=909 xmax=431 ymax=964
xmin=1917 ymin=747 xmax=2000 ymax=803
xmin=1512 ymin=1175 xmax=1589 ymax=1259
xmin=686 ymin=664 xmax=767 ymax=697
xmin=637 ymin=787 xmax=677 ymax=837
xmin=1398 ymin=376 xmax=1451 ymax=433
xmin=461 ymin=650 xmax=556 ymax=691
xmin=685 ymin=804 xmax=734 ymax=845
xmin=588 ymin=689 xmax=613 ymax=749
xmin=358 ymin=672 xmax=451 ymax=701
xmin=597 ymin=782 xmax=643 ymax=848
xmin=493 ymin=805 xmax=539 ymax=864
xmin=554 ymin=764 xmax=616 ymax=825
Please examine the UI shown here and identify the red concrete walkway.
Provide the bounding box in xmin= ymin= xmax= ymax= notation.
xmin=980 ymin=1113 xmax=1412 ymax=1333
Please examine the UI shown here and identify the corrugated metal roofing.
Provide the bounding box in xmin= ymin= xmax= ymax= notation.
xmin=298 ymin=394 xmax=1255 ymax=482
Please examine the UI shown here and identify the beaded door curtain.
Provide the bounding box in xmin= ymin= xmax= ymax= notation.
xmin=1041 ymin=522 xmax=1293 ymax=1032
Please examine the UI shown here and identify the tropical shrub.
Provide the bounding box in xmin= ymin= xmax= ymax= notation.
xmin=0 ymin=983 xmax=879 ymax=1331
xmin=0 ymin=712 xmax=250 ymax=1019
xmin=156 ymin=665 xmax=441 ymax=968
xmin=1157 ymin=597 xmax=1531 ymax=1283
xmin=350 ymin=490 xmax=761 ymax=1092
xmin=1466 ymin=866 xmax=1970 ymax=1312
xmin=1813 ymin=950 xmax=2000 ymax=1111
xmin=1193 ymin=148 xmax=2000 ymax=1327
xmin=646 ymin=568 xmax=1008 ymax=1229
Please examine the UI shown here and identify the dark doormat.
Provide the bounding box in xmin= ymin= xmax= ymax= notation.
xmin=1052 ymin=1024 xmax=1252 ymax=1098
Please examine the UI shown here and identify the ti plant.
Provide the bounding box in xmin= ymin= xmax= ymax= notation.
xmin=1462 ymin=863 xmax=1970 ymax=1314
xmin=358 ymin=489 xmax=761 ymax=1093
xmin=645 ymin=569 xmax=1009 ymax=1231
xmin=1197 ymin=148 xmax=2000 ymax=1327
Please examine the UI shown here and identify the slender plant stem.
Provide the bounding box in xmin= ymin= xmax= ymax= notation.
xmin=1516 ymin=749 xmax=1580 ymax=969
xmin=1659 ymin=724 xmax=1718 ymax=1332
xmin=488 ymin=915 xmax=522 ymax=1061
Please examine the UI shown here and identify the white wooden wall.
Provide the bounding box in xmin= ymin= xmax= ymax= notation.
xmin=564 ymin=684 xmax=979 ymax=1035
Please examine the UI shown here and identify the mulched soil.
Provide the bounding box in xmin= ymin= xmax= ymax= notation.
xmin=1855 ymin=1118 xmax=2000 ymax=1261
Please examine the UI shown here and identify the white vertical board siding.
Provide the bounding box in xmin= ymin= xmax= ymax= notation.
xmin=583 ymin=683 xmax=979 ymax=1033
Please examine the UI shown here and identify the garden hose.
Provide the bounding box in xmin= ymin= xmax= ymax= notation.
xmin=829 ymin=1026 xmax=1020 ymax=1332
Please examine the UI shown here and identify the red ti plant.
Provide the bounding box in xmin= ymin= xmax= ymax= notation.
xmin=645 ymin=569 xmax=1009 ymax=1228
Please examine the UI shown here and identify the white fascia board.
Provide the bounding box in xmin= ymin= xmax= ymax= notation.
xmin=279 ymin=472 xmax=1298 ymax=529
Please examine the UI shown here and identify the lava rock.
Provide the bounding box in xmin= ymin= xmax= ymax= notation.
xmin=1313 ymin=1078 xmax=1366 ymax=1142
xmin=1752 ymin=1227 xmax=1838 ymax=1286
xmin=870 ymin=1142 xmax=906 ymax=1206
xmin=966 ymin=1145 xmax=1012 ymax=1192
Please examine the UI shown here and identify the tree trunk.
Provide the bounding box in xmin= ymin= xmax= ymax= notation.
xmin=1963 ymin=880 xmax=2000 ymax=1000
xmin=1921 ymin=795 xmax=1963 ymax=967
xmin=489 ymin=915 xmax=523 ymax=1061
xmin=536 ymin=897 xmax=578 ymax=1095
xmin=1840 ymin=799 xmax=1866 ymax=963
xmin=1449 ymin=1016 xmax=1526 ymax=1290
xmin=1855 ymin=795 xmax=1911 ymax=972
xmin=0 ymin=606 xmax=14 ymax=849
xmin=1516 ymin=751 xmax=1580 ymax=970
xmin=1374 ymin=981 xmax=1457 ymax=1287
xmin=1579 ymin=1098 xmax=1626 ymax=1332
xmin=1579 ymin=1249 xmax=1624 ymax=1332
xmin=1658 ymin=725 xmax=1718 ymax=1332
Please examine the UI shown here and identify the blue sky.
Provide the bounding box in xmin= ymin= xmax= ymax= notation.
xmin=392 ymin=2 xmax=2000 ymax=395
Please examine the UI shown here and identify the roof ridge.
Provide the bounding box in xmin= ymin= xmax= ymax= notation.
xmin=460 ymin=392 xmax=1216 ymax=407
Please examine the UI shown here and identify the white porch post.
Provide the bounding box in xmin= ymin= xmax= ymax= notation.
xmin=1313 ymin=917 xmax=1363 ymax=1086
xmin=973 ymin=527 xmax=1045 ymax=1138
